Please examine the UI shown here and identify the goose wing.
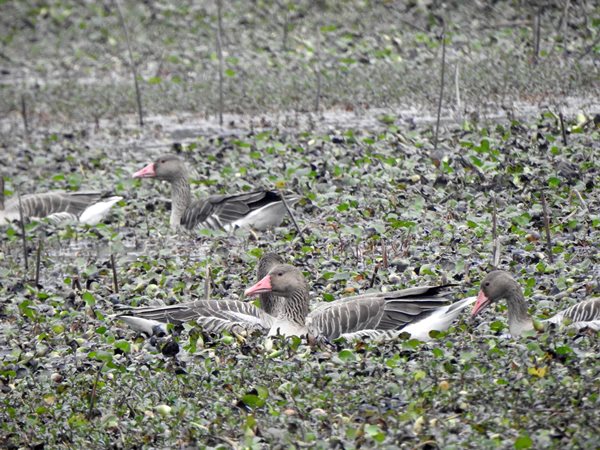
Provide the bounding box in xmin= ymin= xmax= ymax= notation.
xmin=546 ymin=297 xmax=600 ymax=330
xmin=2 ymin=191 xmax=119 ymax=224
xmin=118 ymin=299 xmax=274 ymax=335
xmin=306 ymin=285 xmax=455 ymax=340
xmin=180 ymin=190 xmax=289 ymax=230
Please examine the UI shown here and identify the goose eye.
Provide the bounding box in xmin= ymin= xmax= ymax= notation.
xmin=484 ymin=281 xmax=490 ymax=287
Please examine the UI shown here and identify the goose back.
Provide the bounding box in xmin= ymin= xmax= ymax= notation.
xmin=181 ymin=191 xmax=298 ymax=231
xmin=1 ymin=192 xmax=122 ymax=225
xmin=306 ymin=285 xmax=455 ymax=340
xmin=545 ymin=297 xmax=600 ymax=330
xmin=118 ymin=299 xmax=274 ymax=335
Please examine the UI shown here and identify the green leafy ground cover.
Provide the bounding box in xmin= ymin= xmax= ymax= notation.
xmin=1 ymin=1 xmax=599 ymax=449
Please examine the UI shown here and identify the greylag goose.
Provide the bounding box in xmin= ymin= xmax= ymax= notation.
xmin=0 ymin=191 xmax=122 ymax=225
xmin=132 ymin=155 xmax=299 ymax=232
xmin=244 ymin=264 xmax=477 ymax=341
xmin=471 ymin=270 xmax=600 ymax=336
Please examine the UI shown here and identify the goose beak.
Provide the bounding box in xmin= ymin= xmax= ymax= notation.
xmin=133 ymin=163 xmax=156 ymax=178
xmin=244 ymin=275 xmax=272 ymax=297
xmin=471 ymin=290 xmax=490 ymax=317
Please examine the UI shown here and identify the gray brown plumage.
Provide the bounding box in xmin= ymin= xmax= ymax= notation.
xmin=132 ymin=155 xmax=299 ymax=232
xmin=245 ymin=264 xmax=476 ymax=341
xmin=472 ymin=270 xmax=600 ymax=336
xmin=0 ymin=191 xmax=122 ymax=225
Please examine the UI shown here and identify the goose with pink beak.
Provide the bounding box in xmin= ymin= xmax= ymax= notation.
xmin=133 ymin=154 xmax=299 ymax=233
xmin=244 ymin=264 xmax=477 ymax=340
xmin=471 ymin=270 xmax=600 ymax=337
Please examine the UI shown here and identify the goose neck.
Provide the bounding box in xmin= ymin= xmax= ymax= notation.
xmin=280 ymin=285 xmax=310 ymax=326
xmin=170 ymin=176 xmax=191 ymax=229
xmin=505 ymin=284 xmax=534 ymax=336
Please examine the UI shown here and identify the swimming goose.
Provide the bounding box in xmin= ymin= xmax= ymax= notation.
xmin=471 ymin=270 xmax=600 ymax=337
xmin=132 ymin=155 xmax=299 ymax=232
xmin=0 ymin=191 xmax=122 ymax=225
xmin=244 ymin=264 xmax=477 ymax=341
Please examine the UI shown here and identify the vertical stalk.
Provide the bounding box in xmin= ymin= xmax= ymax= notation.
xmin=216 ymin=0 xmax=224 ymax=127
xmin=17 ymin=190 xmax=28 ymax=273
xmin=540 ymin=192 xmax=554 ymax=263
xmin=314 ymin=22 xmax=322 ymax=113
xmin=111 ymin=254 xmax=119 ymax=294
xmin=433 ymin=22 xmax=447 ymax=153
xmin=21 ymin=93 xmax=29 ymax=135
xmin=35 ymin=239 xmax=42 ymax=286
xmin=114 ymin=0 xmax=144 ymax=127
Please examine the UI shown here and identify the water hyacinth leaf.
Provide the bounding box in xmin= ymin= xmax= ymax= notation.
xmin=89 ymin=351 xmax=112 ymax=363
xmin=19 ymin=301 xmax=36 ymax=319
xmin=413 ymin=370 xmax=426 ymax=381
xmin=515 ymin=434 xmax=533 ymax=449
xmin=555 ymin=345 xmax=572 ymax=355
xmin=241 ymin=386 xmax=269 ymax=409
xmin=114 ymin=340 xmax=131 ymax=353
xmin=82 ymin=291 xmax=95 ymax=305
xmin=338 ymin=349 xmax=356 ymax=362
xmin=365 ymin=424 xmax=385 ymax=443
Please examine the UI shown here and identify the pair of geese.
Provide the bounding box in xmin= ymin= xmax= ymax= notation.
xmin=1 ymin=154 xmax=298 ymax=232
xmin=119 ymin=254 xmax=600 ymax=341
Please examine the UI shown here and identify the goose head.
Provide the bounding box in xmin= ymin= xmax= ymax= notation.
xmin=472 ymin=270 xmax=521 ymax=317
xmin=245 ymin=264 xmax=307 ymax=299
xmin=257 ymin=253 xmax=285 ymax=278
xmin=133 ymin=155 xmax=187 ymax=181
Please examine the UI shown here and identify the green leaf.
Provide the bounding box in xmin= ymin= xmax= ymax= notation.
xmin=338 ymin=349 xmax=356 ymax=362
xmin=242 ymin=386 xmax=269 ymax=409
xmin=365 ymin=424 xmax=385 ymax=443
xmin=114 ymin=340 xmax=131 ymax=353
xmin=82 ymin=291 xmax=95 ymax=305
xmin=547 ymin=176 xmax=561 ymax=188
xmin=19 ymin=301 xmax=35 ymax=319
xmin=413 ymin=370 xmax=426 ymax=381
xmin=515 ymin=434 xmax=533 ymax=449
xmin=224 ymin=68 xmax=236 ymax=77
xmin=90 ymin=351 xmax=112 ymax=362
xmin=555 ymin=345 xmax=572 ymax=355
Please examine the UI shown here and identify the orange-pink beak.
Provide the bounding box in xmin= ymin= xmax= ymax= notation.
xmin=133 ymin=162 xmax=156 ymax=178
xmin=244 ymin=274 xmax=272 ymax=297
xmin=471 ymin=290 xmax=490 ymax=317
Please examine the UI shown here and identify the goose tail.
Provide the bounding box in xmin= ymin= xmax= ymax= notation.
xmin=401 ymin=295 xmax=477 ymax=341
xmin=79 ymin=196 xmax=123 ymax=225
